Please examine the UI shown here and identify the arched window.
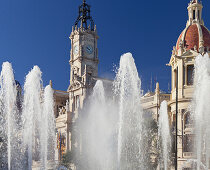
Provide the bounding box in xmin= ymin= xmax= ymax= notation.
xmin=187 ymin=65 xmax=194 ymax=85
xmin=174 ymin=69 xmax=178 ymax=89
xmin=183 ymin=134 xmax=193 ymax=152
xmin=193 ymin=10 xmax=196 ymax=20
xmin=183 ymin=65 xmax=185 ymax=85
xmin=184 ymin=112 xmax=191 ymax=129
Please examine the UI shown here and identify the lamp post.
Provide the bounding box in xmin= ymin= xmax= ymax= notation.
xmin=175 ymin=68 xmax=178 ymax=170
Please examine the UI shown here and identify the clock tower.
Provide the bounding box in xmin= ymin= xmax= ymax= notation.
xmin=68 ymin=0 xmax=99 ymax=113
xmin=67 ymin=0 xmax=99 ymax=154
xmin=70 ymin=0 xmax=99 ymax=84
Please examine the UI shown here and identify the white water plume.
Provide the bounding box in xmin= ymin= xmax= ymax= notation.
xmin=192 ymin=53 xmax=210 ymax=170
xmin=22 ymin=66 xmax=55 ymax=169
xmin=22 ymin=66 xmax=43 ymax=170
xmin=158 ymin=100 xmax=171 ymax=170
xmin=0 ymin=62 xmax=18 ymax=170
xmin=40 ymin=85 xmax=55 ymax=169
xmin=114 ymin=52 xmax=144 ymax=169
xmin=80 ymin=80 xmax=116 ymax=170
xmin=0 ymin=63 xmax=56 ymax=170
xmin=76 ymin=53 xmax=154 ymax=170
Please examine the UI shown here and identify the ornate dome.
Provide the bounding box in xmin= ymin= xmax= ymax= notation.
xmin=176 ymin=24 xmax=210 ymax=52
xmin=174 ymin=0 xmax=210 ymax=54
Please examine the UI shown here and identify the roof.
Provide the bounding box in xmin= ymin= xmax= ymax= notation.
xmin=176 ymin=24 xmax=210 ymax=52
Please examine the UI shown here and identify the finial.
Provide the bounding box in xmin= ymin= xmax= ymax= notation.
xmin=66 ymin=100 xmax=69 ymax=112
xmin=172 ymin=46 xmax=177 ymax=55
xmin=49 ymin=80 xmax=53 ymax=88
xmin=155 ymin=82 xmax=160 ymax=94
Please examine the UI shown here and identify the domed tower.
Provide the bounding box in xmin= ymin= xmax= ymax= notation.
xmin=176 ymin=0 xmax=210 ymax=55
xmin=168 ymin=0 xmax=210 ymax=169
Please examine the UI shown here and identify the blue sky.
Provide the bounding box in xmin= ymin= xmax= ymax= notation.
xmin=0 ymin=0 xmax=209 ymax=93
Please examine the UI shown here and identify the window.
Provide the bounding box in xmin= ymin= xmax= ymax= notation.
xmin=76 ymin=95 xmax=80 ymax=108
xmin=73 ymin=97 xmax=75 ymax=111
xmin=187 ymin=65 xmax=194 ymax=85
xmin=184 ymin=112 xmax=191 ymax=129
xmin=87 ymin=73 xmax=92 ymax=85
xmin=183 ymin=135 xmax=194 ymax=152
xmin=198 ymin=10 xmax=200 ymax=20
xmin=174 ymin=69 xmax=178 ymax=89
xmin=171 ymin=131 xmax=176 ymax=153
xmin=183 ymin=65 xmax=185 ymax=85
xmin=205 ymin=47 xmax=207 ymax=52
xmin=193 ymin=10 xmax=196 ymax=20
xmin=56 ymin=106 xmax=59 ymax=118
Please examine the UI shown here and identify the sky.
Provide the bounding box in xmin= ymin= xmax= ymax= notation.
xmin=0 ymin=0 xmax=209 ymax=93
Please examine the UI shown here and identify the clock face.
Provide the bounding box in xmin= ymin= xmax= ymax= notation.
xmin=74 ymin=45 xmax=79 ymax=55
xmin=85 ymin=44 xmax=93 ymax=55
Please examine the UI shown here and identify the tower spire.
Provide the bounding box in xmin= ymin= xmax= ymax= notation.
xmin=187 ymin=0 xmax=203 ymax=25
xmin=74 ymin=0 xmax=95 ymax=31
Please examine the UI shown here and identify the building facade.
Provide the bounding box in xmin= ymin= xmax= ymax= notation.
xmin=54 ymin=0 xmax=210 ymax=169
xmin=169 ymin=0 xmax=210 ymax=169
xmin=142 ymin=0 xmax=210 ymax=169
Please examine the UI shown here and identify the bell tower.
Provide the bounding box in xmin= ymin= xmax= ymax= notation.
xmin=68 ymin=0 xmax=99 ymax=119
xmin=187 ymin=0 xmax=203 ymax=26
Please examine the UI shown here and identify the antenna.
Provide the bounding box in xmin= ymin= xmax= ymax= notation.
xmin=150 ymin=74 xmax=153 ymax=92
xmin=168 ymin=82 xmax=170 ymax=93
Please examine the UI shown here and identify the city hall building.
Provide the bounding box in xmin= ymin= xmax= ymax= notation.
xmin=53 ymin=0 xmax=210 ymax=169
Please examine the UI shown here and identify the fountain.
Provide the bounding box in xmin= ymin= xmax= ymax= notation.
xmin=158 ymin=100 xmax=171 ymax=170
xmin=2 ymin=52 xmax=210 ymax=170
xmin=0 ymin=62 xmax=19 ymax=170
xmin=192 ymin=53 xmax=210 ymax=170
xmin=114 ymin=53 xmax=145 ymax=169
xmin=76 ymin=53 xmax=154 ymax=170
xmin=22 ymin=66 xmax=43 ymax=169
xmin=0 ymin=63 xmax=55 ymax=170
xmin=77 ymin=80 xmax=117 ymax=169
xmin=42 ymin=85 xmax=56 ymax=169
